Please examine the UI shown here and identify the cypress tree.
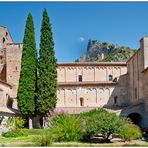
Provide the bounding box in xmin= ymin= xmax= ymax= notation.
xmin=17 ymin=13 xmax=37 ymax=128
xmin=37 ymin=9 xmax=57 ymax=116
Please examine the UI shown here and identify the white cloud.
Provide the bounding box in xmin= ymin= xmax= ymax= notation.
xmin=79 ymin=36 xmax=85 ymax=42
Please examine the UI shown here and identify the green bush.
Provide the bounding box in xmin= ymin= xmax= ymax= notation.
xmin=2 ymin=129 xmax=28 ymax=138
xmin=119 ymin=123 xmax=142 ymax=141
xmin=49 ymin=113 xmax=82 ymax=142
xmin=4 ymin=116 xmax=26 ymax=130
xmin=32 ymin=131 xmax=52 ymax=146
xmin=80 ymin=108 xmax=125 ymax=142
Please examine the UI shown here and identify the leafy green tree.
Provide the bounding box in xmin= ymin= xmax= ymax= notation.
xmin=81 ymin=109 xmax=125 ymax=142
xmin=17 ymin=13 xmax=37 ymax=128
xmin=37 ymin=9 xmax=57 ymax=116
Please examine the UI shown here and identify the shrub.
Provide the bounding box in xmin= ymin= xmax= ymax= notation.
xmin=119 ymin=123 xmax=142 ymax=141
xmin=49 ymin=113 xmax=82 ymax=142
xmin=80 ymin=108 xmax=125 ymax=142
xmin=32 ymin=131 xmax=52 ymax=146
xmin=4 ymin=116 xmax=26 ymax=130
xmin=2 ymin=129 xmax=28 ymax=138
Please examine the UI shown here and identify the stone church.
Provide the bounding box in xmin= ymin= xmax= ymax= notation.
xmin=0 ymin=26 xmax=148 ymax=127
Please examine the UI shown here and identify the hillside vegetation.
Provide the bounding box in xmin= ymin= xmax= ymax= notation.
xmin=76 ymin=40 xmax=136 ymax=62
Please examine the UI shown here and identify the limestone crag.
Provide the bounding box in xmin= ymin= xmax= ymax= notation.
xmin=76 ymin=40 xmax=136 ymax=62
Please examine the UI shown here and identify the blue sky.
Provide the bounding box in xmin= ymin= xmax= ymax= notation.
xmin=1 ymin=2 xmax=148 ymax=62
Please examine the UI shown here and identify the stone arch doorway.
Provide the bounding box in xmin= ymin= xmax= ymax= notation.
xmin=127 ymin=113 xmax=142 ymax=127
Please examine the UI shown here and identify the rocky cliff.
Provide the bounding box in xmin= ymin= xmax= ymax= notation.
xmin=76 ymin=40 xmax=136 ymax=62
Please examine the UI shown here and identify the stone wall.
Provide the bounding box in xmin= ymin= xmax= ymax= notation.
xmin=57 ymin=63 xmax=127 ymax=82
xmin=6 ymin=43 xmax=23 ymax=98
xmin=127 ymin=37 xmax=148 ymax=105
xmin=0 ymin=26 xmax=13 ymax=49
xmin=0 ymin=82 xmax=11 ymax=107
xmin=57 ymin=63 xmax=128 ymax=110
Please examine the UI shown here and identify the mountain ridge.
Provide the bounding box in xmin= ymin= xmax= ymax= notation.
xmin=75 ymin=40 xmax=136 ymax=62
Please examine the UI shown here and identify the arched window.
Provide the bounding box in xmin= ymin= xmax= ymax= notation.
xmin=3 ymin=37 xmax=5 ymax=43
xmin=80 ymin=97 xmax=84 ymax=106
xmin=114 ymin=96 xmax=118 ymax=105
xmin=6 ymin=32 xmax=8 ymax=39
xmin=108 ymin=75 xmax=113 ymax=81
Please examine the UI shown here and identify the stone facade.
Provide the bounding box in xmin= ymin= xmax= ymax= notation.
xmin=0 ymin=26 xmax=22 ymax=120
xmin=57 ymin=63 xmax=128 ymax=113
xmin=1 ymin=26 xmax=148 ymax=127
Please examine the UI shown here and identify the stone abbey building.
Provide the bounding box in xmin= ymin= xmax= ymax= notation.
xmin=0 ymin=26 xmax=148 ymax=127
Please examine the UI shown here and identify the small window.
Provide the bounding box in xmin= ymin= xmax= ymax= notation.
xmin=135 ymin=88 xmax=137 ymax=99
xmin=80 ymin=97 xmax=84 ymax=106
xmin=78 ymin=75 xmax=82 ymax=82
xmin=3 ymin=37 xmax=5 ymax=43
xmin=108 ymin=75 xmax=113 ymax=81
xmin=0 ymin=56 xmax=2 ymax=61
xmin=0 ymin=56 xmax=3 ymax=64
xmin=6 ymin=32 xmax=8 ymax=36
xmin=114 ymin=96 xmax=118 ymax=105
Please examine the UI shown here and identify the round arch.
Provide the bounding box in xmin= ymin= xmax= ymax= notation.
xmin=127 ymin=113 xmax=142 ymax=127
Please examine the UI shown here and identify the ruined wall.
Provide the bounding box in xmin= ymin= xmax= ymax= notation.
xmin=0 ymin=26 xmax=13 ymax=49
xmin=6 ymin=43 xmax=23 ymax=98
xmin=0 ymin=26 xmax=13 ymax=82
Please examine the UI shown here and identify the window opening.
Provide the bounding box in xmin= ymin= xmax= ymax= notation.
xmin=80 ymin=97 xmax=84 ymax=106
xmin=78 ymin=75 xmax=82 ymax=82
xmin=108 ymin=75 xmax=113 ymax=81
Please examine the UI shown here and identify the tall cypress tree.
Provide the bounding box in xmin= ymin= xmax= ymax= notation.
xmin=37 ymin=9 xmax=57 ymax=116
xmin=17 ymin=13 xmax=37 ymax=128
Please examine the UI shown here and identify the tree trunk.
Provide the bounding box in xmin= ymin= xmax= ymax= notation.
xmin=28 ymin=117 xmax=33 ymax=129
xmin=33 ymin=116 xmax=41 ymax=129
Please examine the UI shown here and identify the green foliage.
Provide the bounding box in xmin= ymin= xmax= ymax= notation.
xmin=22 ymin=129 xmax=47 ymax=135
xmin=2 ymin=129 xmax=28 ymax=138
xmin=77 ymin=39 xmax=136 ymax=62
xmin=101 ymin=42 xmax=110 ymax=49
xmin=119 ymin=123 xmax=142 ymax=141
xmin=49 ymin=113 xmax=82 ymax=142
xmin=101 ymin=47 xmax=136 ymax=62
xmin=37 ymin=9 xmax=57 ymax=115
xmin=80 ymin=108 xmax=125 ymax=142
xmin=32 ymin=131 xmax=52 ymax=146
xmin=4 ymin=116 xmax=26 ymax=130
xmin=17 ymin=13 xmax=37 ymax=116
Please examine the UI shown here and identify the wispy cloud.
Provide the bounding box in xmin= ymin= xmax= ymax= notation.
xmin=79 ymin=36 xmax=85 ymax=42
